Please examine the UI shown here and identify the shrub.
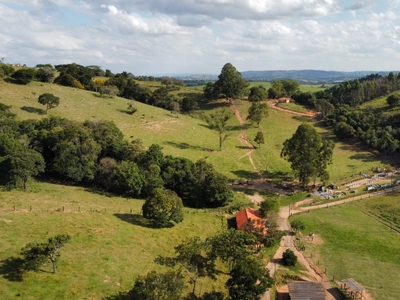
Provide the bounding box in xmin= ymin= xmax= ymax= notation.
xmin=282 ymin=249 xmax=297 ymax=266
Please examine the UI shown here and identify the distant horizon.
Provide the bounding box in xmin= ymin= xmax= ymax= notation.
xmin=1 ymin=1 xmax=399 ymax=75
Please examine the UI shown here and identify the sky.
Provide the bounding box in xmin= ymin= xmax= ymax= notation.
xmin=1 ymin=0 xmax=400 ymax=75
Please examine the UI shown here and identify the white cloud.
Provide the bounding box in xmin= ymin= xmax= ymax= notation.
xmin=0 ymin=0 xmax=400 ymax=74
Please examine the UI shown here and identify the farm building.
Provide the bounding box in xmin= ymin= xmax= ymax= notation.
xmin=235 ymin=208 xmax=266 ymax=233
xmin=287 ymin=281 xmax=326 ymax=300
xmin=278 ymin=97 xmax=291 ymax=103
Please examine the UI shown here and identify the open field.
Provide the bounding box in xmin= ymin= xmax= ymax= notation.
xmin=291 ymin=199 xmax=400 ymax=300
xmin=0 ymin=182 xmax=232 ymax=299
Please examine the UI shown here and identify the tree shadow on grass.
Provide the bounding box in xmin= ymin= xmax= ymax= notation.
xmin=231 ymin=170 xmax=260 ymax=179
xmin=114 ymin=213 xmax=158 ymax=229
xmin=0 ymin=257 xmax=24 ymax=282
xmin=20 ymin=106 xmax=46 ymax=115
xmin=163 ymin=141 xmax=205 ymax=151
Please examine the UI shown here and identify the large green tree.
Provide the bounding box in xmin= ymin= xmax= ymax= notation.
xmin=11 ymin=68 xmax=36 ymax=84
xmin=248 ymin=86 xmax=268 ymax=102
xmin=208 ymin=228 xmax=256 ymax=271
xmin=189 ymin=160 xmax=233 ymax=208
xmin=205 ymin=108 xmax=232 ymax=151
xmin=142 ymin=188 xmax=184 ymax=227
xmin=226 ymin=256 xmax=273 ymax=300
xmin=281 ymin=123 xmax=334 ymax=188
xmin=246 ymin=102 xmax=268 ymax=127
xmin=213 ymin=63 xmax=249 ymax=100
xmin=38 ymin=93 xmax=60 ymax=113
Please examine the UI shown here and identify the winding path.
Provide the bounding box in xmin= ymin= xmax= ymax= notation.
xmin=230 ymin=102 xmax=260 ymax=175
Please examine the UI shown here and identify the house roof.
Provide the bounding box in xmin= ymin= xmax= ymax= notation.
xmin=235 ymin=208 xmax=264 ymax=231
xmin=288 ymin=281 xmax=326 ymax=300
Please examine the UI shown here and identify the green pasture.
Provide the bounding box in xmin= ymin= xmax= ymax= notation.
xmin=0 ymin=80 xmax=395 ymax=183
xmin=0 ymin=182 xmax=231 ymax=299
xmin=292 ymin=199 xmax=400 ymax=299
xmin=276 ymin=102 xmax=310 ymax=113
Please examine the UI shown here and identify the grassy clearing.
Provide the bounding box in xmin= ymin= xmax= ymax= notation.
xmin=291 ymin=201 xmax=400 ymax=299
xmin=277 ymin=102 xmax=310 ymax=113
xmin=0 ymin=182 xmax=231 ymax=299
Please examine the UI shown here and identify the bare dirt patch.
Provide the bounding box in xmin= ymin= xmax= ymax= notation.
xmin=0 ymin=218 xmax=12 ymax=223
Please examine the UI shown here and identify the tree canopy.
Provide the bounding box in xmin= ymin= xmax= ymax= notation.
xmin=213 ymin=63 xmax=249 ymax=100
xmin=142 ymin=188 xmax=184 ymax=227
xmin=205 ymin=108 xmax=232 ymax=151
xmin=38 ymin=93 xmax=60 ymax=113
xmin=281 ymin=123 xmax=334 ymax=188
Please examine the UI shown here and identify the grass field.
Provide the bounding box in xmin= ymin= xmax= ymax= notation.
xmin=291 ymin=199 xmax=400 ymax=299
xmin=0 ymin=182 xmax=233 ymax=299
xmin=0 ymin=80 xmax=393 ymax=182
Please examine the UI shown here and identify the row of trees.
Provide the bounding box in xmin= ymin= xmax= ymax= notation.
xmin=0 ymin=113 xmax=233 ymax=210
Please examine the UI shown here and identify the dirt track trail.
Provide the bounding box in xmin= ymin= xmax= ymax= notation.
xmin=230 ymin=103 xmax=260 ymax=175
xmin=266 ymin=100 xmax=316 ymax=118
xmin=261 ymin=194 xmax=379 ymax=300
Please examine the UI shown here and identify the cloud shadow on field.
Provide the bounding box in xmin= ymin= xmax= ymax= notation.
xmin=20 ymin=106 xmax=46 ymax=115
xmin=0 ymin=257 xmax=24 ymax=282
xmin=114 ymin=213 xmax=156 ymax=228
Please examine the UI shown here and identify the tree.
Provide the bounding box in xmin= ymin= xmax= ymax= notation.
xmin=315 ymin=98 xmax=334 ymax=117
xmin=214 ymin=63 xmax=249 ymax=101
xmin=99 ymin=85 xmax=119 ymax=97
xmin=254 ymin=131 xmax=264 ymax=148
xmin=248 ymin=86 xmax=268 ymax=102
xmin=36 ymin=64 xmax=55 ymax=82
xmin=281 ymin=123 xmax=334 ymax=188
xmin=10 ymin=147 xmax=45 ymax=190
xmin=226 ymin=256 xmax=273 ymax=300
xmin=282 ymin=249 xmax=297 ymax=266
xmin=110 ymin=161 xmax=145 ymax=197
xmin=20 ymin=234 xmax=70 ymax=273
xmin=156 ymin=236 xmax=216 ymax=295
xmin=205 ymin=108 xmax=231 ymax=151
xmin=189 ymin=159 xmax=233 ymax=208
xmin=290 ymin=220 xmax=305 ymax=232
xmin=387 ymin=94 xmax=400 ymax=108
xmin=38 ymin=93 xmax=60 ymax=113
xmin=203 ymin=82 xmax=218 ymax=102
xmin=142 ymin=188 xmax=184 ymax=227
xmin=11 ymin=68 xmax=36 ymax=84
xmin=247 ymin=102 xmax=268 ymax=127
xmin=280 ymin=79 xmax=300 ymax=97
xmin=208 ymin=228 xmax=257 ymax=271
xmin=0 ymin=134 xmax=45 ymax=189
xmin=114 ymin=271 xmax=185 ymax=300
xmin=259 ymin=198 xmax=279 ymax=218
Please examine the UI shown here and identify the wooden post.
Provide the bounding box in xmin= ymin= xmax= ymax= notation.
xmin=62 ymin=206 xmax=64 ymax=212
xmin=78 ymin=206 xmax=80 ymax=212
xmin=13 ymin=205 xmax=15 ymax=211
xmin=130 ymin=209 xmax=132 ymax=213
xmin=29 ymin=205 xmax=32 ymax=212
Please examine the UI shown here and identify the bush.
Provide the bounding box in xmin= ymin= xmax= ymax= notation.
xmin=282 ymin=249 xmax=297 ymax=266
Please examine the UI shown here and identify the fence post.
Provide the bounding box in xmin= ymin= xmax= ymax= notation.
xmin=78 ymin=206 xmax=80 ymax=212
xmin=62 ymin=206 xmax=64 ymax=212
xmin=29 ymin=205 xmax=32 ymax=212
xmin=13 ymin=205 xmax=15 ymax=211
xmin=130 ymin=209 xmax=132 ymax=213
